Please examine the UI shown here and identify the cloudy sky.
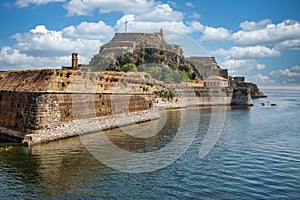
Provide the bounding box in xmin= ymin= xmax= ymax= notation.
xmin=0 ymin=0 xmax=300 ymax=86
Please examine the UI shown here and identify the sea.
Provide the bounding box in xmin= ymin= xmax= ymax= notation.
xmin=0 ymin=88 xmax=299 ymax=199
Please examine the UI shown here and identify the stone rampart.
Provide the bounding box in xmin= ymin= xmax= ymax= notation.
xmin=0 ymin=90 xmax=153 ymax=144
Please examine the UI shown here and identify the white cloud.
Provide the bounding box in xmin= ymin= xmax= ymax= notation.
xmin=15 ymin=0 xmax=65 ymax=7
xmin=186 ymin=2 xmax=195 ymax=8
xmin=270 ymin=65 xmax=300 ymax=83
xmin=220 ymin=59 xmax=256 ymax=70
xmin=189 ymin=12 xmax=201 ymax=20
xmin=257 ymin=64 xmax=266 ymax=70
xmin=64 ymin=0 xmax=156 ymax=16
xmin=240 ymin=19 xmax=272 ymax=31
xmin=275 ymin=39 xmax=300 ymax=50
xmin=186 ymin=21 xmax=205 ymax=32
xmin=212 ymin=46 xmax=280 ymax=59
xmin=200 ymin=26 xmax=231 ymax=42
xmin=12 ymin=25 xmax=102 ymax=57
xmin=136 ymin=4 xmax=184 ymax=22
xmin=64 ymin=1 xmax=184 ymax=23
xmin=291 ymin=65 xmax=300 ymax=72
xmin=232 ymin=19 xmax=300 ymax=46
xmin=199 ymin=19 xmax=300 ymax=50
xmin=62 ymin=21 xmax=114 ymax=40
xmin=271 ymin=67 xmax=300 ymax=78
xmin=220 ymin=59 xmax=268 ymax=75
xmin=115 ymin=15 xmax=204 ymax=35
xmin=0 ymin=46 xmax=71 ymax=70
xmin=251 ymin=74 xmax=274 ymax=84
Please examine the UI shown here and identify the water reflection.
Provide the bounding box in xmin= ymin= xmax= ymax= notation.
xmin=1 ymin=94 xmax=299 ymax=199
xmin=0 ymin=106 xmax=258 ymax=198
xmin=0 ymin=134 xmax=21 ymax=144
xmin=103 ymin=109 xmax=181 ymax=153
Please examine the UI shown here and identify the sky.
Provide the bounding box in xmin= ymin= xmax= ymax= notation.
xmin=0 ymin=0 xmax=300 ymax=86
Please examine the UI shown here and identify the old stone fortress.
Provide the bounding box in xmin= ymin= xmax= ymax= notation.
xmin=0 ymin=30 xmax=266 ymax=145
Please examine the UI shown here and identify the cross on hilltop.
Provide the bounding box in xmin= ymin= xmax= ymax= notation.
xmin=125 ymin=19 xmax=128 ymax=32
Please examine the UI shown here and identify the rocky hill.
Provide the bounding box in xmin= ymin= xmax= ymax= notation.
xmin=187 ymin=57 xmax=222 ymax=79
xmin=89 ymin=30 xmax=181 ymax=70
xmin=88 ymin=31 xmax=202 ymax=83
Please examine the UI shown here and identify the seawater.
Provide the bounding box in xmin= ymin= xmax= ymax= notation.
xmin=0 ymin=88 xmax=300 ymax=199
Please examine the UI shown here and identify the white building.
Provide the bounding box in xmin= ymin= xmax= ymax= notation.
xmin=204 ymin=75 xmax=229 ymax=87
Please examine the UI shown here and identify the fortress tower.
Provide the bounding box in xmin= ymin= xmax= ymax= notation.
xmin=71 ymin=53 xmax=78 ymax=70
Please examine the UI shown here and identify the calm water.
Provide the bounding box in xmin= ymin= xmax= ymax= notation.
xmin=1 ymin=89 xmax=300 ymax=199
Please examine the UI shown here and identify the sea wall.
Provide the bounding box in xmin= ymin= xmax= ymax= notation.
xmin=231 ymin=87 xmax=253 ymax=106
xmin=0 ymin=69 xmax=254 ymax=146
xmin=154 ymin=85 xmax=235 ymax=108
xmin=0 ymin=90 xmax=153 ymax=145
xmin=22 ymin=110 xmax=159 ymax=146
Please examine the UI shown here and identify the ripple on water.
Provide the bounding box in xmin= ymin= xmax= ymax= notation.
xmin=1 ymin=90 xmax=300 ymax=199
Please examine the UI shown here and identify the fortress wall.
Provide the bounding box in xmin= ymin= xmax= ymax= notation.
xmin=0 ymin=91 xmax=43 ymax=137
xmin=231 ymin=87 xmax=253 ymax=106
xmin=114 ymin=32 xmax=163 ymax=42
xmin=0 ymin=90 xmax=153 ymax=144
xmin=105 ymin=41 xmax=135 ymax=48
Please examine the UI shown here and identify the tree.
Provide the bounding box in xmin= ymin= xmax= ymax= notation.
xmin=121 ymin=63 xmax=137 ymax=72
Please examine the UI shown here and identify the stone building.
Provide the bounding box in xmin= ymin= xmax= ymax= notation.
xmin=204 ymin=75 xmax=229 ymax=87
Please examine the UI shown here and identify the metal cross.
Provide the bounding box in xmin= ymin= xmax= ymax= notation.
xmin=125 ymin=19 xmax=128 ymax=32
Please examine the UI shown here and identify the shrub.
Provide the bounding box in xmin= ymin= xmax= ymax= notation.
xmin=66 ymin=71 xmax=72 ymax=78
xmin=144 ymin=74 xmax=150 ymax=79
xmin=48 ymin=70 xmax=55 ymax=76
xmin=65 ymin=109 xmax=72 ymax=117
xmin=121 ymin=63 xmax=137 ymax=72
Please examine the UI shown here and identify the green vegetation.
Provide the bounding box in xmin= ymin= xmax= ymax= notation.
xmin=48 ymin=70 xmax=55 ymax=76
xmin=100 ymin=48 xmax=201 ymax=83
xmin=144 ymin=74 xmax=150 ymax=79
xmin=62 ymin=82 xmax=67 ymax=87
xmin=144 ymin=65 xmax=189 ymax=83
xmin=120 ymin=63 xmax=137 ymax=72
xmin=178 ymin=70 xmax=191 ymax=82
xmin=66 ymin=71 xmax=72 ymax=78
xmin=154 ymin=90 xmax=176 ymax=101
xmin=65 ymin=109 xmax=72 ymax=118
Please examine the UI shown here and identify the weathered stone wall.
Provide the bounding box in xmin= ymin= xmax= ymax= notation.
xmin=0 ymin=91 xmax=40 ymax=136
xmin=187 ymin=57 xmax=221 ymax=79
xmin=22 ymin=110 xmax=159 ymax=146
xmin=0 ymin=90 xmax=153 ymax=141
xmin=231 ymin=87 xmax=253 ymax=106
xmin=154 ymin=86 xmax=234 ymax=108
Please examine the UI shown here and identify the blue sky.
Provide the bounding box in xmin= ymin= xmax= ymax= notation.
xmin=0 ymin=0 xmax=300 ymax=86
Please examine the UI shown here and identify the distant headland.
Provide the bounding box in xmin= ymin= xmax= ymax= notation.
xmin=0 ymin=30 xmax=266 ymax=145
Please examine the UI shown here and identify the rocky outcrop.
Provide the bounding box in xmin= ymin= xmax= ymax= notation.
xmin=231 ymin=87 xmax=253 ymax=106
xmin=89 ymin=31 xmax=182 ymax=71
xmin=187 ymin=57 xmax=221 ymax=79
xmin=236 ymin=82 xmax=267 ymax=98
